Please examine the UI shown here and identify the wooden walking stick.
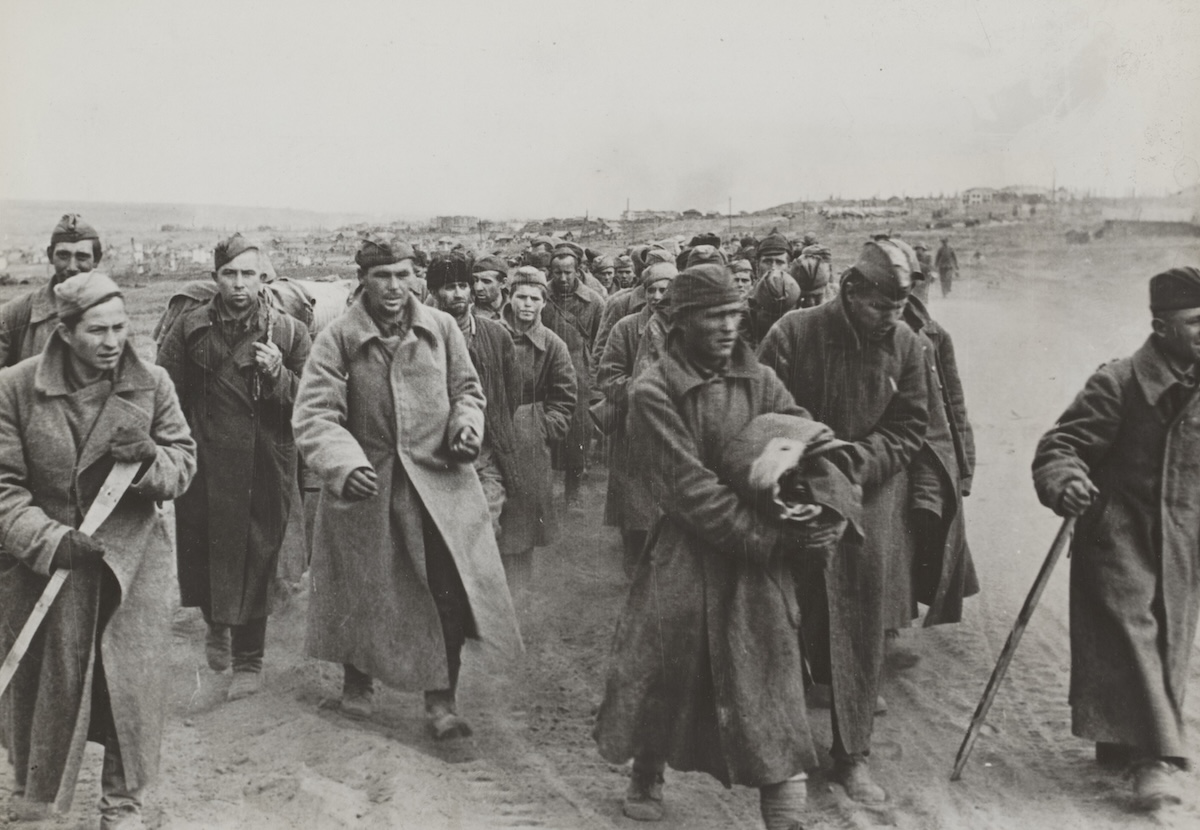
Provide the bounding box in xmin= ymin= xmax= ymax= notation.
xmin=950 ymin=516 xmax=1077 ymax=781
xmin=0 ymin=461 xmax=142 ymax=699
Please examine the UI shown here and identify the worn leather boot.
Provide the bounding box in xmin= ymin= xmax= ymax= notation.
xmin=227 ymin=670 xmax=262 ymax=701
xmin=341 ymin=668 xmax=375 ymax=720
xmin=834 ymin=757 xmax=886 ymax=804
xmin=759 ymin=773 xmax=808 ymax=830
xmin=1132 ymin=759 xmax=1184 ymax=812
xmin=205 ymin=624 xmax=231 ymax=672
xmin=622 ymin=759 xmax=665 ymax=821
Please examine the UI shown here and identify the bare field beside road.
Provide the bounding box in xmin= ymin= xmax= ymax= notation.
xmin=3 ymin=227 xmax=1200 ymax=829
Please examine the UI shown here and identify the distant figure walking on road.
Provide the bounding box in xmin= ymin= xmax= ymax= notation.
xmin=1032 ymin=266 xmax=1200 ymax=813
xmin=935 ymin=238 xmax=958 ymax=297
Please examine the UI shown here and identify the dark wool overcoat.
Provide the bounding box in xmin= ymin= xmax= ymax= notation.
xmin=293 ymin=296 xmax=521 ymax=691
xmin=541 ymin=282 xmax=604 ymax=472
xmin=0 ymin=283 xmax=60 ymax=369
xmin=0 ymin=339 xmax=196 ymax=809
xmin=902 ymin=296 xmax=979 ymax=625
xmin=598 ymin=305 xmax=667 ymax=532
xmin=157 ymin=296 xmax=310 ymax=625
xmin=758 ymin=298 xmax=929 ymax=755
xmin=595 ymin=338 xmax=825 ymax=788
xmin=1033 ymin=337 xmax=1200 ymax=758
xmin=466 ymin=313 xmax=521 ymax=491
xmin=593 ymin=284 xmax=646 ymax=369
xmin=499 ymin=307 xmax=577 ymax=554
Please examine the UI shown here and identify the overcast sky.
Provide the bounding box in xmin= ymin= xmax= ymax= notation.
xmin=1 ymin=0 xmax=1197 ymax=219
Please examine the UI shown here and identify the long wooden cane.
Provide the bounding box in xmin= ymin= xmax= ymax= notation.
xmin=950 ymin=516 xmax=1076 ymax=781
xmin=0 ymin=461 xmax=142 ymax=699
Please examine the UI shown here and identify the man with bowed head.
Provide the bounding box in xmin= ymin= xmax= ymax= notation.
xmin=758 ymin=239 xmax=930 ymax=805
xmin=293 ymin=236 xmax=521 ymax=738
xmin=594 ymin=264 xmax=854 ymax=829
xmin=0 ymin=214 xmax=104 ymax=368
xmin=157 ymin=233 xmax=311 ymax=702
xmin=0 ymin=272 xmax=196 ymax=829
xmin=1033 ymin=266 xmax=1200 ymax=812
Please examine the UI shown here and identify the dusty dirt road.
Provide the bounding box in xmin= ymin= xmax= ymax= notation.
xmin=4 ymin=234 xmax=1200 ymax=829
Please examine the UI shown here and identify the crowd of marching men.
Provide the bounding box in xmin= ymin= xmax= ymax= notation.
xmin=1 ymin=213 xmax=1197 ymax=828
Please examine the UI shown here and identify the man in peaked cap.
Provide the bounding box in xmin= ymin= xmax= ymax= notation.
xmin=0 ymin=214 xmax=104 ymax=368
xmin=1033 ymin=266 xmax=1200 ymax=811
xmin=758 ymin=239 xmax=930 ymax=805
xmin=0 ymin=271 xmax=196 ymax=829
xmin=613 ymin=254 xmax=637 ymax=292
xmin=157 ymin=233 xmax=311 ymax=702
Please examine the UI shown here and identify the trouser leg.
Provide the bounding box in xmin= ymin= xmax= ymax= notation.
xmin=231 ymin=617 xmax=267 ymax=673
xmin=422 ymin=506 xmax=472 ymax=711
xmin=99 ymin=732 xmax=143 ymax=820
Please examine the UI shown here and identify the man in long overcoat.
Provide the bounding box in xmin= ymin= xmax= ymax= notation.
xmin=0 ymin=214 xmax=104 ymax=368
xmin=498 ymin=268 xmax=577 ymax=588
xmin=758 ymin=239 xmax=929 ymax=804
xmin=157 ymin=234 xmax=310 ymax=701
xmin=542 ymin=245 xmax=604 ymax=508
xmin=427 ymin=253 xmax=521 ymax=537
xmin=594 ymin=264 xmax=852 ymax=829
xmin=292 ymin=237 xmax=521 ymax=736
xmin=0 ymin=273 xmax=196 ymax=828
xmin=899 ymin=255 xmax=978 ymax=627
xmin=597 ymin=262 xmax=676 ymax=576
xmin=1032 ymin=266 xmax=1200 ymax=811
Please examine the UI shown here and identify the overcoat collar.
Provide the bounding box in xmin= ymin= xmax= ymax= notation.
xmin=1133 ymin=336 xmax=1197 ymax=406
xmin=658 ymin=331 xmax=758 ymax=398
xmin=35 ymin=335 xmax=157 ymax=398
xmin=341 ymin=294 xmax=439 ymax=353
xmin=29 ymin=283 xmax=58 ymax=324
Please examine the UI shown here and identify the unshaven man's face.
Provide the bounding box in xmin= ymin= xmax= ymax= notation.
xmin=436 ymin=279 xmax=473 ymax=318
xmin=844 ymin=285 xmax=906 ymax=341
xmin=549 ymin=255 xmax=578 ymax=296
xmin=681 ymin=301 xmax=744 ymax=365
xmin=360 ymin=260 xmax=418 ymax=317
xmin=214 ymin=250 xmax=266 ymax=311
xmin=474 ymin=271 xmax=503 ymax=306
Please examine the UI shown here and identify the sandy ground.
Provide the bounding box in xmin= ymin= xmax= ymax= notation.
xmin=4 ymin=235 xmax=1200 ymax=829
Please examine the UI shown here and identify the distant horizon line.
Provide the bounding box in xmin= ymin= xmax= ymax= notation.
xmin=3 ymin=185 xmax=1195 ymax=227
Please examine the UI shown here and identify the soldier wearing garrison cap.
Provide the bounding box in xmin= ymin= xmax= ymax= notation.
xmin=0 ymin=214 xmax=104 ymax=368
xmin=0 ymin=271 xmax=196 ymax=828
xmin=293 ymin=235 xmax=521 ymax=734
xmin=758 ymin=238 xmax=930 ymax=805
xmin=1033 ymin=265 xmax=1200 ymax=811
xmin=157 ymin=233 xmax=311 ymax=703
